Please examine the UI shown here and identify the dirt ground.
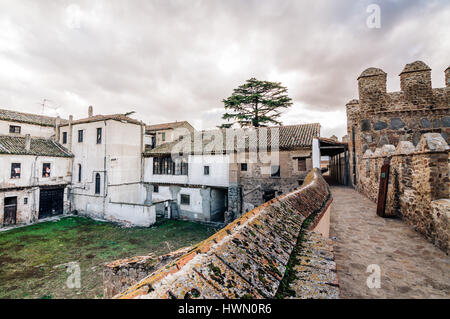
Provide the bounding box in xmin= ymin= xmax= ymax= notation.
xmin=0 ymin=216 xmax=217 ymax=299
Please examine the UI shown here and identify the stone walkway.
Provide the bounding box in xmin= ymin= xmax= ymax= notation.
xmin=329 ymin=185 xmax=450 ymax=299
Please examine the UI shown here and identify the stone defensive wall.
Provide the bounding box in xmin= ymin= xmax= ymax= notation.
xmin=359 ymin=133 xmax=449 ymax=253
xmin=104 ymin=169 xmax=339 ymax=299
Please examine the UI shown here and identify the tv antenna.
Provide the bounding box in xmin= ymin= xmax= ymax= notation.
xmin=37 ymin=98 xmax=52 ymax=115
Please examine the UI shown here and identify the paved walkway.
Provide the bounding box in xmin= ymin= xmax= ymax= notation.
xmin=329 ymin=185 xmax=450 ymax=299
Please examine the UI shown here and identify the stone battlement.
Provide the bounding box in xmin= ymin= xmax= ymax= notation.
xmin=106 ymin=169 xmax=338 ymax=299
xmin=353 ymin=61 xmax=449 ymax=115
xmin=358 ymin=133 xmax=449 ymax=253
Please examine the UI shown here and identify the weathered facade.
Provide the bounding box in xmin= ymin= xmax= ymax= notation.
xmin=0 ymin=134 xmax=73 ymax=227
xmin=0 ymin=106 xmax=320 ymax=228
xmin=143 ymin=123 xmax=320 ymax=223
xmin=346 ymin=61 xmax=450 ymax=253
xmin=58 ymin=107 xmax=156 ymax=227
xmin=144 ymin=121 xmax=195 ymax=151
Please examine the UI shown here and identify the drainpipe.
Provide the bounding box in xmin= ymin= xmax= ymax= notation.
xmin=54 ymin=117 xmax=61 ymax=142
xmin=103 ymin=120 xmax=108 ymax=217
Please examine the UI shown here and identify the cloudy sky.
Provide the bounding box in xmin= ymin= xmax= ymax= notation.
xmin=0 ymin=0 xmax=449 ymax=138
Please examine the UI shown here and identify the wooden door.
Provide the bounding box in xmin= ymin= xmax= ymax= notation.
xmin=3 ymin=197 xmax=17 ymax=226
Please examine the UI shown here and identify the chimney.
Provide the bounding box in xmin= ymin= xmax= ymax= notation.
xmin=55 ymin=116 xmax=61 ymax=142
xmin=88 ymin=105 xmax=93 ymax=118
xmin=445 ymin=66 xmax=450 ymax=88
xmin=25 ymin=134 xmax=31 ymax=152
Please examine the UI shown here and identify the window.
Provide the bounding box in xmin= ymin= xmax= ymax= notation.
xmin=42 ymin=163 xmax=51 ymax=177
xmin=297 ymin=158 xmax=307 ymax=172
xmin=78 ymin=164 xmax=82 ymax=183
xmin=241 ymin=163 xmax=247 ymax=171
xmin=161 ymin=132 xmax=166 ymax=141
xmin=96 ymin=128 xmax=102 ymax=144
xmin=271 ymin=165 xmax=280 ymax=178
xmin=153 ymin=156 xmax=188 ymax=176
xmin=11 ymin=163 xmax=21 ymax=179
xmin=62 ymin=132 xmax=67 ymax=144
xmin=153 ymin=185 xmax=159 ymax=193
xmin=24 ymin=197 xmax=28 ymax=205
xmin=204 ymin=166 xmax=210 ymax=175
xmin=181 ymin=159 xmax=188 ymax=175
xmin=180 ymin=194 xmax=190 ymax=205
xmin=95 ymin=173 xmax=101 ymax=194
xmin=9 ymin=125 xmax=21 ymax=134
xmin=78 ymin=130 xmax=83 ymax=142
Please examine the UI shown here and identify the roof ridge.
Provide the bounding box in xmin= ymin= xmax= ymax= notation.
xmin=51 ymin=139 xmax=73 ymax=157
xmin=0 ymin=108 xmax=63 ymax=120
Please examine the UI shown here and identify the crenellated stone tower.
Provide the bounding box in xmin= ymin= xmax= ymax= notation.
xmin=346 ymin=61 xmax=450 ymax=188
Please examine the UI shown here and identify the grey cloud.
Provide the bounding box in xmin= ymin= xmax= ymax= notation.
xmin=0 ymin=0 xmax=448 ymax=138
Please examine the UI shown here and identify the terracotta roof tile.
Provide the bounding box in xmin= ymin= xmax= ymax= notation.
xmin=145 ymin=123 xmax=320 ymax=155
xmin=0 ymin=135 xmax=72 ymax=157
xmin=60 ymin=114 xmax=144 ymax=126
xmin=145 ymin=121 xmax=194 ymax=132
xmin=0 ymin=108 xmax=68 ymax=127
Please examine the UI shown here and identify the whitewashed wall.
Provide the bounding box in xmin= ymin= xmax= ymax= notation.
xmin=62 ymin=119 xmax=149 ymax=225
xmin=188 ymin=154 xmax=229 ymax=187
xmin=143 ymin=154 xmax=229 ymax=188
xmin=0 ymin=120 xmax=54 ymax=138
xmin=105 ymin=202 xmax=155 ymax=227
xmin=0 ymin=154 xmax=72 ymax=227
xmin=0 ymin=155 xmax=72 ymax=188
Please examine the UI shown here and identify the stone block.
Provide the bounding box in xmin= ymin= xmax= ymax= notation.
xmin=361 ymin=120 xmax=371 ymax=131
xmin=373 ymin=121 xmax=388 ymax=130
xmin=415 ymin=133 xmax=449 ymax=152
xmin=420 ymin=118 xmax=431 ymax=128
xmin=390 ymin=118 xmax=405 ymax=130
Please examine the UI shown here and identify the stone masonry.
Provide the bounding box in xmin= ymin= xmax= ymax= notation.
xmin=358 ymin=133 xmax=449 ymax=253
xmin=347 ymin=61 xmax=449 ymax=188
xmin=346 ymin=61 xmax=450 ymax=253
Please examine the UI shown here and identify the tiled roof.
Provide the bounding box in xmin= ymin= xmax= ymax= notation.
xmin=145 ymin=123 xmax=320 ymax=155
xmin=0 ymin=135 xmax=73 ymax=157
xmin=0 ymin=108 xmax=68 ymax=127
xmin=145 ymin=121 xmax=194 ymax=132
xmin=114 ymin=169 xmax=337 ymax=299
xmin=60 ymin=114 xmax=145 ymax=127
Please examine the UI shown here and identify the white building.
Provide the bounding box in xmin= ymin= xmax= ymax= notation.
xmin=0 ymin=134 xmax=73 ymax=227
xmin=0 ymin=108 xmax=67 ymax=139
xmin=0 ymin=106 xmax=320 ymax=228
xmin=143 ymin=124 xmax=320 ymax=223
xmin=58 ymin=106 xmax=155 ymax=227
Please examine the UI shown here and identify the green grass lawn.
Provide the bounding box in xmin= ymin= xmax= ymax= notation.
xmin=0 ymin=216 xmax=217 ymax=299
